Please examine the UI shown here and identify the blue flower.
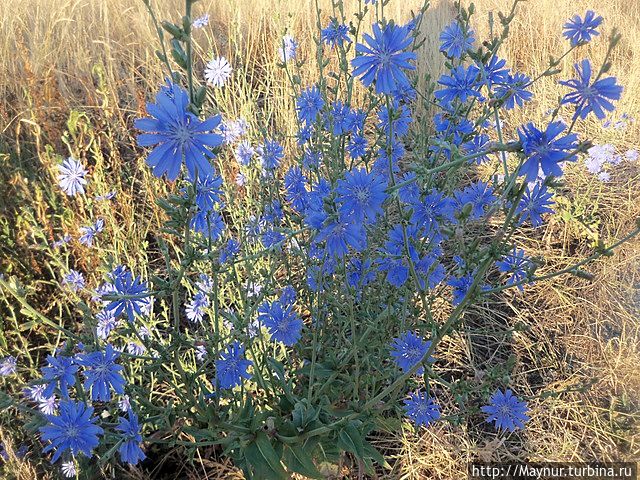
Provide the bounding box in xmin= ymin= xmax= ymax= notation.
xmin=219 ymin=238 xmax=240 ymax=264
xmin=345 ymin=108 xmax=367 ymax=133
xmin=284 ymin=166 xmax=308 ymax=212
xmin=39 ymin=400 xmax=103 ymax=463
xmin=327 ymin=100 xmax=350 ymax=135
xmin=280 ymin=285 xmax=297 ymax=306
xmin=116 ymin=411 xmax=146 ymax=465
xmin=560 ymin=60 xmax=622 ymax=120
xmin=348 ymin=135 xmax=368 ymax=159
xmin=191 ymin=210 xmax=225 ymax=241
xmin=478 ymin=56 xmax=509 ymax=88
xmin=41 ymin=355 xmax=78 ymax=398
xmin=496 ymin=248 xmax=531 ymax=291
xmin=105 ymin=270 xmax=151 ymax=323
xmin=257 ymin=300 xmax=303 ymax=346
xmin=403 ymin=391 xmax=441 ymax=427
xmin=335 ymin=168 xmax=388 ymax=224
xmin=216 ymin=341 xmax=252 ymax=389
xmin=377 ymin=102 xmax=412 ymax=137
xmin=377 ymin=224 xmax=422 ymax=288
xmin=462 ymin=134 xmax=491 ymax=164
xmin=79 ymin=218 xmax=105 ymax=247
xmin=76 ymin=344 xmax=125 ymax=401
xmin=303 ymin=149 xmax=322 ymax=170
xmin=306 ymin=259 xmax=336 ymax=293
xmin=481 ymin=389 xmax=530 ymax=432
xmin=448 ymin=273 xmax=475 ymax=305
xmin=516 ymin=183 xmax=554 ymax=227
xmin=263 ymin=199 xmax=284 ymax=225
xmin=278 ymin=34 xmax=298 ymax=62
xmin=410 ymin=189 xmax=454 ymax=233
xmin=262 ymin=228 xmax=285 ymax=250
xmin=390 ymin=331 xmax=433 ymax=375
xmin=257 ymin=139 xmax=284 ymax=170
xmin=186 ymin=291 xmax=209 ymax=323
xmin=0 ymin=356 xmax=17 ymax=376
xmin=193 ymin=175 xmax=223 ymax=211
xmin=57 ymin=157 xmax=88 ymax=197
xmin=518 ymin=122 xmax=579 ymax=182
xmin=235 ymin=140 xmax=255 ymax=165
xmin=439 ymin=22 xmax=474 ymax=58
xmin=563 ymin=11 xmax=603 ymax=46
xmin=351 ymin=22 xmax=416 ymax=94
xmin=392 ymin=83 xmax=417 ymax=104
xmin=321 ymin=19 xmax=350 ymax=48
xmin=454 ymin=181 xmax=496 ymax=221
xmin=494 ymin=73 xmax=532 ymax=110
xmin=375 ymin=139 xmax=405 ymax=176
xmin=316 ymin=219 xmax=367 ymax=258
xmin=347 ymin=258 xmax=376 ymax=289
xmin=135 ymin=81 xmax=223 ymax=181
xmin=62 ymin=270 xmax=85 ymax=292
xmin=435 ymin=65 xmax=482 ymax=105
xmin=296 ymin=86 xmax=325 ymax=125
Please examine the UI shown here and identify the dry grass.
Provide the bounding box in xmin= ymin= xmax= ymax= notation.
xmin=1 ymin=0 xmax=639 ymax=479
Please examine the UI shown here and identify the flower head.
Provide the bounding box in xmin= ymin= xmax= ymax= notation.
xmin=560 ymin=60 xmax=622 ymax=120
xmin=76 ymin=344 xmax=125 ymax=401
xmin=104 ymin=270 xmax=151 ymax=323
xmin=215 ymin=341 xmax=252 ymax=389
xmin=351 ymin=22 xmax=416 ymax=94
xmin=518 ymin=121 xmax=578 ymax=182
xmin=204 ymin=56 xmax=232 ymax=87
xmin=257 ymin=300 xmax=303 ymax=346
xmin=516 ymin=183 xmax=554 ymax=227
xmin=192 ymin=14 xmax=209 ymax=29
xmin=39 ymin=400 xmax=103 ymax=463
xmin=321 ymin=19 xmax=350 ymax=48
xmin=481 ymin=389 xmax=530 ymax=432
xmin=390 ymin=331 xmax=433 ymax=375
xmin=58 ymin=157 xmax=88 ymax=196
xmin=186 ymin=291 xmax=209 ymax=323
xmin=135 ymin=81 xmax=223 ymax=181
xmin=278 ymin=34 xmax=298 ymax=62
xmin=62 ymin=270 xmax=85 ymax=292
xmin=257 ymin=139 xmax=284 ymax=170
xmin=0 ymin=356 xmax=17 ymax=376
xmin=494 ymin=72 xmax=532 ymax=110
xmin=235 ymin=140 xmax=255 ymax=166
xmin=316 ymin=219 xmax=367 ymax=258
xmin=61 ymin=461 xmax=77 ymax=477
xmin=439 ymin=22 xmax=474 ymax=58
xmin=403 ymin=391 xmax=441 ymax=427
xmin=335 ymin=168 xmax=388 ymax=224
xmin=79 ymin=218 xmax=105 ymax=247
xmin=448 ymin=273 xmax=475 ymax=306
xmin=435 ymin=65 xmax=482 ymax=104
xmin=41 ymin=355 xmax=78 ymax=398
xmin=116 ymin=411 xmax=146 ymax=465
xmin=496 ymin=247 xmax=531 ymax=291
xmin=296 ymin=86 xmax=325 ymax=125
xmin=563 ymin=11 xmax=603 ymax=46
xmin=96 ymin=309 xmax=119 ymax=340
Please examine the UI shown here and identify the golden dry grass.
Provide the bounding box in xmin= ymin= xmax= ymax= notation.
xmin=1 ymin=0 xmax=639 ymax=479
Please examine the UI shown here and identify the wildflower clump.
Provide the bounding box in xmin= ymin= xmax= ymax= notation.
xmin=0 ymin=0 xmax=635 ymax=478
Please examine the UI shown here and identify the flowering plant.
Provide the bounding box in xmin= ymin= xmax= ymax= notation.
xmin=1 ymin=0 xmax=637 ymax=478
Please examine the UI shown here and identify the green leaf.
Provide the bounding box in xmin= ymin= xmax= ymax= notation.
xmin=362 ymin=441 xmax=391 ymax=470
xmin=243 ymin=431 xmax=288 ymax=480
xmin=283 ymin=445 xmax=324 ymax=479
xmin=337 ymin=423 xmax=365 ymax=459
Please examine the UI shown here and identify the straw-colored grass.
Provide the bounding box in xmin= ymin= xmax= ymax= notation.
xmin=1 ymin=0 xmax=639 ymax=479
